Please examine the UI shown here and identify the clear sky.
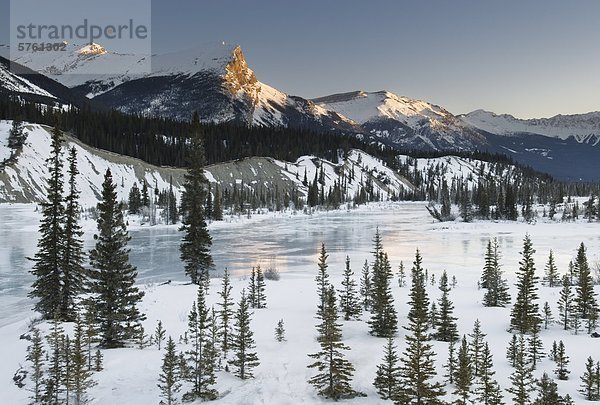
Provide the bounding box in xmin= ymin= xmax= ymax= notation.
xmin=1 ymin=0 xmax=599 ymax=118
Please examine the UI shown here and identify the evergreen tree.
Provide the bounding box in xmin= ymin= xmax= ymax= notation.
xmin=359 ymin=260 xmax=372 ymax=311
xmin=469 ymin=319 xmax=487 ymax=378
xmin=453 ymin=335 xmax=473 ymax=405
xmin=482 ymin=239 xmax=511 ymax=307
xmin=543 ymin=250 xmax=560 ymax=287
xmin=506 ymin=334 xmax=518 ymax=368
xmin=474 ymin=342 xmax=504 ymax=405
xmin=510 ymin=234 xmax=542 ymax=334
xmin=444 ymin=340 xmax=456 ymax=385
xmin=61 ymin=146 xmax=86 ymax=320
xmin=83 ymin=304 xmax=99 ymax=371
xmin=44 ymin=316 xmax=65 ymax=404
xmin=398 ymin=261 xmax=406 ymax=287
xmin=255 ymin=265 xmax=267 ymax=309
xmin=506 ymin=334 xmax=535 ymax=405
xmin=29 ymin=122 xmax=66 ymax=319
xmin=579 ymin=356 xmax=598 ymax=401
xmin=275 ymin=319 xmax=286 ymax=342
xmin=369 ymin=251 xmax=398 ymax=337
xmin=543 ymin=301 xmax=554 ymax=329
xmin=185 ymin=287 xmax=218 ymax=400
xmin=574 ymin=243 xmax=599 ymax=333
xmin=217 ymin=268 xmax=234 ymax=358
xmin=158 ymin=337 xmax=181 ymax=405
xmin=308 ymin=286 xmax=358 ymax=400
xmin=128 ymin=183 xmax=141 ymax=214
xmin=88 ymin=169 xmax=145 ymax=348
xmin=68 ymin=315 xmax=95 ymax=404
xmin=315 ymin=243 xmax=330 ymax=320
xmin=212 ymin=184 xmax=223 ymax=221
xmin=554 ymin=340 xmax=570 ymax=380
xmin=26 ymin=328 xmax=45 ymax=404
xmin=527 ymin=326 xmax=544 ymax=369
xmin=179 ymin=112 xmax=213 ymax=287
xmin=7 ymin=118 xmax=25 ymax=148
xmin=558 ymin=274 xmax=575 ymax=330
xmin=248 ymin=266 xmax=257 ymax=308
xmin=155 ymin=320 xmax=166 ymax=350
xmin=373 ymin=337 xmax=403 ymax=401
xmin=435 ymin=270 xmax=458 ymax=342
xmin=338 ymin=256 xmax=362 ymax=321
xmin=167 ymin=179 xmax=178 ymax=224
xmin=534 ymin=372 xmax=564 ymax=405
xmin=230 ymin=290 xmax=259 ymax=379
xmin=400 ymin=249 xmax=445 ymax=403
xmin=94 ymin=350 xmax=103 ymax=372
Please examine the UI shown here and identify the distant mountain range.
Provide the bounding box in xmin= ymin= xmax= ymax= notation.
xmin=2 ymin=42 xmax=600 ymax=181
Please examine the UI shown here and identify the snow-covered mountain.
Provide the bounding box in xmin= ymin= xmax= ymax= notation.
xmin=462 ymin=109 xmax=600 ymax=145
xmin=0 ymin=121 xmax=413 ymax=206
xmin=313 ymin=90 xmax=486 ymax=150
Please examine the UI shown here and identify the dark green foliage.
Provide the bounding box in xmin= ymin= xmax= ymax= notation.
xmin=534 ymin=372 xmax=566 ymax=405
xmin=158 ymin=336 xmax=181 ymax=405
xmin=398 ymin=261 xmax=406 ymax=287
xmin=275 ymin=319 xmax=286 ymax=342
xmin=248 ymin=266 xmax=257 ymax=308
xmin=510 ymin=234 xmax=542 ymax=334
xmin=359 ymin=260 xmax=371 ymax=311
xmin=435 ymin=270 xmax=458 ymax=342
xmin=88 ymin=169 xmax=145 ymax=348
xmin=373 ymin=337 xmax=402 ymax=401
xmin=94 ymin=350 xmax=103 ymax=372
xmin=579 ymin=357 xmax=599 ymax=401
xmin=543 ymin=301 xmax=554 ymax=329
xmin=338 ymin=256 xmax=362 ymax=321
xmin=315 ymin=243 xmax=330 ymax=320
xmin=68 ymin=315 xmax=96 ymax=404
xmin=26 ymin=328 xmax=45 ymax=404
xmin=527 ymin=326 xmax=544 ymax=369
xmin=506 ymin=334 xmax=535 ymax=405
xmin=554 ymin=340 xmax=570 ymax=380
xmin=155 ymin=320 xmax=166 ymax=350
xmin=217 ymin=268 xmax=234 ymax=357
xmin=61 ymin=147 xmax=87 ymax=321
xmin=179 ymin=113 xmax=213 ymax=287
xmin=29 ymin=122 xmax=66 ymax=319
xmin=481 ymin=238 xmax=511 ymax=307
xmin=308 ymin=286 xmax=358 ymax=400
xmin=506 ymin=334 xmax=518 ymax=368
xmin=444 ymin=340 xmax=456 ymax=385
xmin=7 ymin=118 xmax=26 ymax=148
xmin=543 ymin=250 xmax=560 ymax=287
xmin=400 ymin=249 xmax=445 ymax=403
xmin=230 ymin=290 xmax=259 ymax=379
xmin=474 ymin=342 xmax=504 ymax=405
xmin=469 ymin=319 xmax=487 ymax=378
xmin=453 ymin=335 xmax=473 ymax=404
xmin=44 ymin=317 xmax=65 ymax=404
xmin=255 ymin=265 xmax=267 ymax=309
xmin=369 ymin=251 xmax=398 ymax=337
xmin=574 ymin=243 xmax=599 ymax=333
xmin=558 ymin=274 xmax=575 ymax=330
xmin=128 ymin=183 xmax=142 ymax=214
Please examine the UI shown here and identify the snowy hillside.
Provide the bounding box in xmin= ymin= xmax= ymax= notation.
xmin=462 ymin=109 xmax=600 ymax=144
xmin=0 ymin=121 xmax=414 ymax=206
xmin=0 ymin=61 xmax=56 ymax=99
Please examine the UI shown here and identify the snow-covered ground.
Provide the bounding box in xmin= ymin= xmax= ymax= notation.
xmin=1 ymin=202 xmax=599 ymax=404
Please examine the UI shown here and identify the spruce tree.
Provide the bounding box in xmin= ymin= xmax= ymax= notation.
xmin=554 ymin=340 xmax=570 ymax=380
xmin=158 ymin=337 xmax=181 ymax=405
xmin=29 ymin=122 xmax=66 ymax=319
xmin=444 ymin=340 xmax=456 ymax=384
xmin=308 ymin=286 xmax=358 ymax=400
xmin=400 ymin=249 xmax=445 ymax=403
xmin=359 ymin=260 xmax=371 ymax=311
xmin=398 ymin=261 xmax=406 ymax=287
xmin=61 ymin=146 xmax=86 ymax=321
xmin=510 ymin=234 xmax=541 ymax=334
xmin=543 ymin=301 xmax=554 ymax=329
xmin=248 ymin=266 xmax=257 ymax=308
xmin=255 ymin=265 xmax=267 ymax=309
xmin=574 ymin=243 xmax=599 ymax=333
xmin=275 ymin=319 xmax=286 ymax=342
xmin=217 ymin=268 xmax=234 ymax=358
xmin=506 ymin=334 xmax=535 ymax=405
xmin=453 ymin=335 xmax=473 ymax=405
xmin=534 ymin=372 xmax=564 ymax=405
xmin=338 ymin=256 xmax=362 ymax=321
xmin=506 ymin=334 xmax=518 ymax=368
xmin=482 ymin=238 xmax=511 ymax=307
xmin=88 ymin=169 xmax=145 ymax=348
xmin=184 ymin=287 xmax=218 ymax=400
xmin=26 ymin=328 xmax=45 ymax=404
xmin=558 ymin=274 xmax=575 ymax=330
xmin=83 ymin=304 xmax=99 ymax=371
xmin=230 ymin=289 xmax=259 ymax=379
xmin=435 ymin=270 xmax=458 ymax=342
xmin=469 ymin=319 xmax=487 ymax=378
xmin=155 ymin=320 xmax=166 ymax=350
xmin=369 ymin=251 xmax=398 ymax=337
xmin=474 ymin=342 xmax=504 ymax=405
xmin=373 ymin=337 xmax=402 ymax=401
xmin=68 ymin=315 xmax=95 ymax=404
xmin=179 ymin=112 xmax=213 ymax=287
xmin=543 ymin=250 xmax=560 ymax=287
xmin=527 ymin=326 xmax=543 ymax=369
xmin=580 ymin=356 xmax=598 ymax=401
xmin=45 ymin=316 xmax=65 ymax=404
xmin=315 ymin=243 xmax=330 ymax=320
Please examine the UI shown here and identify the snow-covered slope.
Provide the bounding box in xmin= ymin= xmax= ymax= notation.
xmin=314 ymin=91 xmax=487 ymax=150
xmin=462 ymin=109 xmax=600 ymax=145
xmin=0 ymin=121 xmax=414 ymax=206
xmin=0 ymin=60 xmax=55 ymax=99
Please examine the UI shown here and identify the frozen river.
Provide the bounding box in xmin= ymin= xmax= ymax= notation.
xmin=1 ymin=202 xmax=599 ymax=326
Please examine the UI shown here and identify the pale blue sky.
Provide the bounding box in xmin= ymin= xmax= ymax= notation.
xmin=2 ymin=0 xmax=599 ymax=118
